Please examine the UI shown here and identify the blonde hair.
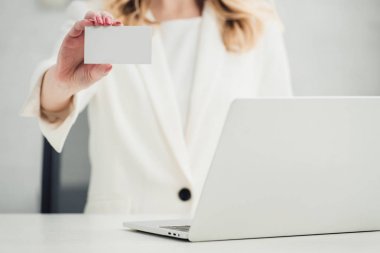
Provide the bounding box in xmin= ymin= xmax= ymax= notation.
xmin=106 ymin=0 xmax=279 ymax=53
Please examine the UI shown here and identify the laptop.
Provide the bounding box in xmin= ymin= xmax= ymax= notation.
xmin=124 ymin=97 xmax=380 ymax=242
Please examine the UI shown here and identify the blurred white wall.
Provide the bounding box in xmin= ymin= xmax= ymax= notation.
xmin=0 ymin=0 xmax=379 ymax=213
xmin=0 ymin=0 xmax=66 ymax=212
xmin=277 ymin=0 xmax=380 ymax=95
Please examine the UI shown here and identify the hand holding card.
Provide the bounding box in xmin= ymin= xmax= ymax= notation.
xmin=84 ymin=26 xmax=152 ymax=64
xmin=39 ymin=11 xmax=128 ymax=116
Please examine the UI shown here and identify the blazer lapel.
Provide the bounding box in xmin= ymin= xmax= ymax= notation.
xmin=136 ymin=28 xmax=192 ymax=182
xmin=136 ymin=5 xmax=226 ymax=182
xmin=185 ymin=4 xmax=226 ymax=149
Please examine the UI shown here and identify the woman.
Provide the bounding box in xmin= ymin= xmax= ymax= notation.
xmin=22 ymin=0 xmax=292 ymax=216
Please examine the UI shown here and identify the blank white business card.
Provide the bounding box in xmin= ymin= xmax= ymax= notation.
xmin=84 ymin=26 xmax=152 ymax=64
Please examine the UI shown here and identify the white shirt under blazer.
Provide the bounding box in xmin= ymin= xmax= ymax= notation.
xmin=21 ymin=1 xmax=293 ymax=216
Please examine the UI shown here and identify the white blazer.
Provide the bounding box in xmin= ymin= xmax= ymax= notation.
xmin=22 ymin=1 xmax=293 ymax=216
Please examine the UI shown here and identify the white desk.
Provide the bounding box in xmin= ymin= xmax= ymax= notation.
xmin=0 ymin=214 xmax=379 ymax=253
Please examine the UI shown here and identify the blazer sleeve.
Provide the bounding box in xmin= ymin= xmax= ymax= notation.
xmin=20 ymin=1 xmax=97 ymax=153
xmin=257 ymin=20 xmax=294 ymax=97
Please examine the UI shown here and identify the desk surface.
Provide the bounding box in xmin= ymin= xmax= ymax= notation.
xmin=0 ymin=214 xmax=379 ymax=253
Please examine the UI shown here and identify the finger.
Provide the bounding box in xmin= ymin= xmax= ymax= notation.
xmin=95 ymin=14 xmax=103 ymax=25
xmin=112 ymin=19 xmax=123 ymax=26
xmin=104 ymin=16 xmax=112 ymax=26
xmin=84 ymin=11 xmax=97 ymax=20
xmin=101 ymin=11 xmax=113 ymax=26
xmin=68 ymin=19 xmax=94 ymax=38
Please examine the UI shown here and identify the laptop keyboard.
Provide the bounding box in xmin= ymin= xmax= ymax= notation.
xmin=160 ymin=225 xmax=191 ymax=232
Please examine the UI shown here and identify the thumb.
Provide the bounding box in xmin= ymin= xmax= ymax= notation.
xmin=89 ymin=64 xmax=112 ymax=82
xmin=84 ymin=64 xmax=112 ymax=83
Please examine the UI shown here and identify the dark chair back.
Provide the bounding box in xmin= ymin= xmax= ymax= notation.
xmin=40 ymin=111 xmax=91 ymax=213
xmin=41 ymin=138 xmax=61 ymax=213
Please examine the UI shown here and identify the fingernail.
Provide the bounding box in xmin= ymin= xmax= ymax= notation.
xmin=104 ymin=65 xmax=112 ymax=73
xmin=106 ymin=17 xmax=111 ymax=25
xmin=97 ymin=16 xmax=103 ymax=24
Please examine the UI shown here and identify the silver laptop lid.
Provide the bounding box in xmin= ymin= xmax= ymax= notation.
xmin=189 ymin=97 xmax=380 ymax=241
